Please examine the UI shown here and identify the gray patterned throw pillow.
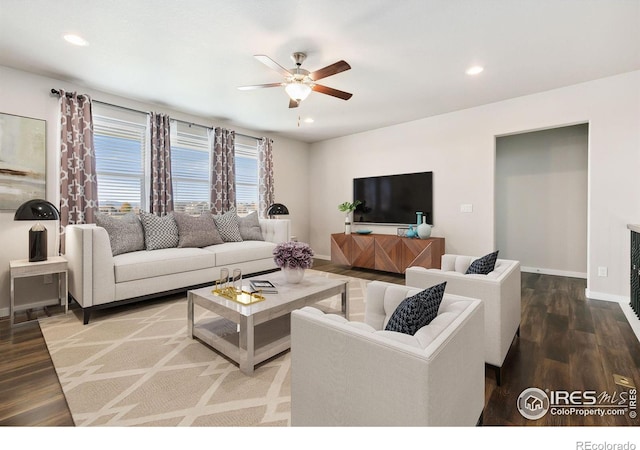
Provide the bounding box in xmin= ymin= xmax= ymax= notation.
xmin=95 ymin=213 xmax=145 ymax=256
xmin=385 ymin=282 xmax=447 ymax=335
xmin=213 ymin=208 xmax=243 ymax=242
xmin=139 ymin=211 xmax=179 ymax=250
xmin=466 ymin=250 xmax=499 ymax=275
xmin=237 ymin=211 xmax=264 ymax=241
xmin=173 ymin=212 xmax=224 ymax=248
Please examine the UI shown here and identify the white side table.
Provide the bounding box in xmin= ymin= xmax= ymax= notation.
xmin=9 ymin=256 xmax=68 ymax=327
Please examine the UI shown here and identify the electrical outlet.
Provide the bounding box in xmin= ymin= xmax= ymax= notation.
xmin=598 ymin=266 xmax=608 ymax=277
xmin=44 ymin=274 xmax=53 ymax=284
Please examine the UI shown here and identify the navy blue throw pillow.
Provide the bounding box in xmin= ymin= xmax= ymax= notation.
xmin=466 ymin=250 xmax=499 ymax=275
xmin=384 ymin=282 xmax=447 ymax=335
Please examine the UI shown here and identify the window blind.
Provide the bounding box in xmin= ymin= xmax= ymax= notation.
xmin=171 ymin=129 xmax=210 ymax=213
xmin=235 ymin=142 xmax=259 ymax=215
xmin=94 ymin=115 xmax=147 ymax=214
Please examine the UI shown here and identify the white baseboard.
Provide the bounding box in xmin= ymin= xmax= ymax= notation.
xmin=314 ymin=254 xmax=331 ymax=261
xmin=586 ymin=289 xmax=640 ymax=344
xmin=521 ymin=266 xmax=587 ymax=279
xmin=0 ymin=299 xmax=61 ymax=321
xmin=520 ymin=266 xmax=587 ymax=280
xmin=584 ymin=289 xmax=629 ymax=303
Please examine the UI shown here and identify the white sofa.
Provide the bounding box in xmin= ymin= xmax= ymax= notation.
xmin=65 ymin=219 xmax=290 ymax=324
xmin=405 ymin=254 xmax=521 ymax=385
xmin=291 ymin=281 xmax=485 ymax=426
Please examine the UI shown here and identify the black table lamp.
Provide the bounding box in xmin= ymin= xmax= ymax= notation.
xmin=14 ymin=199 xmax=60 ymax=262
xmin=267 ymin=203 xmax=289 ymax=218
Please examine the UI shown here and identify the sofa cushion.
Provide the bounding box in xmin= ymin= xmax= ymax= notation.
xmin=238 ymin=211 xmax=264 ymax=241
xmin=441 ymin=254 xmax=474 ymax=273
xmin=113 ymin=247 xmax=215 ymax=283
xmin=204 ymin=240 xmax=277 ymax=266
xmin=139 ymin=212 xmax=179 ymax=250
xmin=466 ymin=250 xmax=499 ymax=275
xmin=95 ymin=213 xmax=145 ymax=256
xmin=214 ymin=208 xmax=243 ymax=242
xmin=385 ymin=282 xmax=447 ymax=335
xmin=174 ymin=212 xmax=224 ymax=248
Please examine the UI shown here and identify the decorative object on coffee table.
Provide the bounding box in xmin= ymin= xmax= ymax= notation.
xmin=338 ymin=200 xmax=361 ymax=235
xmin=273 ymin=241 xmax=314 ymax=284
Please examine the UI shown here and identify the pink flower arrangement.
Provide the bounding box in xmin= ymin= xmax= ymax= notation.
xmin=273 ymin=241 xmax=314 ymax=269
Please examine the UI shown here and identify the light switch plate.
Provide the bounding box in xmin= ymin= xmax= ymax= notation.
xmin=460 ymin=204 xmax=473 ymax=213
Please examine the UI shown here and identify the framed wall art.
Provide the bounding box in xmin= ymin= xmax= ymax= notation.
xmin=0 ymin=113 xmax=46 ymax=210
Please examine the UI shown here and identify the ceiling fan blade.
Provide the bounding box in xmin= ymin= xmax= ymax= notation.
xmin=312 ymin=84 xmax=353 ymax=100
xmin=254 ymin=55 xmax=292 ymax=78
xmin=309 ymin=60 xmax=351 ymax=81
xmin=237 ymin=82 xmax=284 ymax=91
xmin=289 ymin=98 xmax=300 ymax=109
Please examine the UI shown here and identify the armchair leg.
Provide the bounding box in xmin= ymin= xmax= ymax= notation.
xmin=83 ymin=308 xmax=91 ymax=325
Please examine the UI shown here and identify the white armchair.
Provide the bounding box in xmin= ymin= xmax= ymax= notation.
xmin=405 ymin=254 xmax=521 ymax=385
xmin=290 ymin=281 xmax=485 ymax=426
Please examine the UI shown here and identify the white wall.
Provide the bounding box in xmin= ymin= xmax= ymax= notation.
xmin=496 ymin=124 xmax=588 ymax=277
xmin=309 ymin=70 xmax=640 ymax=301
xmin=0 ymin=65 xmax=310 ymax=317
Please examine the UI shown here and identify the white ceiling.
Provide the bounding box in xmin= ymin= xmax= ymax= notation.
xmin=1 ymin=0 xmax=639 ymax=143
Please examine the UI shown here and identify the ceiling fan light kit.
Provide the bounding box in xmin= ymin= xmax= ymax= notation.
xmin=285 ymin=82 xmax=312 ymax=102
xmin=239 ymin=52 xmax=352 ymax=108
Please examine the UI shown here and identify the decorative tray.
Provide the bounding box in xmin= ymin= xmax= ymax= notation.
xmin=212 ymin=286 xmax=265 ymax=305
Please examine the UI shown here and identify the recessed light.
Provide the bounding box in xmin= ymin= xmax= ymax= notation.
xmin=63 ymin=34 xmax=89 ymax=46
xmin=466 ymin=65 xmax=484 ymax=75
xmin=304 ymin=118 xmax=314 ymax=124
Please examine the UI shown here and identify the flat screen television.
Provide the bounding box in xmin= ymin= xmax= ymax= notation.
xmin=353 ymin=171 xmax=433 ymax=225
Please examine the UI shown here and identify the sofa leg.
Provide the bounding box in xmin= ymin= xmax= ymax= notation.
xmin=83 ymin=309 xmax=91 ymax=325
xmin=476 ymin=410 xmax=484 ymax=426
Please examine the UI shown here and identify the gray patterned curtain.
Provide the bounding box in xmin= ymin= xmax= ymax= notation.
xmin=209 ymin=127 xmax=235 ymax=214
xmin=258 ymin=137 xmax=274 ymax=218
xmin=148 ymin=112 xmax=173 ymax=215
xmin=58 ymin=89 xmax=98 ymax=253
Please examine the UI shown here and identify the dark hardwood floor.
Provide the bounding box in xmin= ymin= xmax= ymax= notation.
xmin=1 ymin=260 xmax=639 ymax=426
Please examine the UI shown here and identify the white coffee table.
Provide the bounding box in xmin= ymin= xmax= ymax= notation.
xmin=187 ymin=271 xmax=349 ymax=375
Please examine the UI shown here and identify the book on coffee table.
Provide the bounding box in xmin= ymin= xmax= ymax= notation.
xmin=250 ymin=279 xmax=278 ymax=294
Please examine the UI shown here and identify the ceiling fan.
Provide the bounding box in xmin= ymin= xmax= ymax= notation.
xmin=238 ymin=52 xmax=352 ymax=108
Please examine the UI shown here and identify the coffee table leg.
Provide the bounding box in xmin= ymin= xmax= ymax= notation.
xmin=187 ymin=292 xmax=194 ymax=338
xmin=342 ymin=281 xmax=349 ymax=320
xmin=239 ymin=315 xmax=255 ymax=375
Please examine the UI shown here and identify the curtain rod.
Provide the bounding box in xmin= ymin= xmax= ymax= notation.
xmin=50 ymin=88 xmax=262 ymax=141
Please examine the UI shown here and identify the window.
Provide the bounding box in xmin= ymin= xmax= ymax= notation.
xmin=171 ymin=124 xmax=210 ymax=214
xmin=93 ymin=108 xmax=262 ymax=217
xmin=235 ymin=137 xmax=259 ymax=216
xmin=94 ymin=114 xmax=146 ymax=215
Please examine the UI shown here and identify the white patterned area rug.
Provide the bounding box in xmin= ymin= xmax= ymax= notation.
xmin=39 ymin=270 xmax=369 ymax=427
